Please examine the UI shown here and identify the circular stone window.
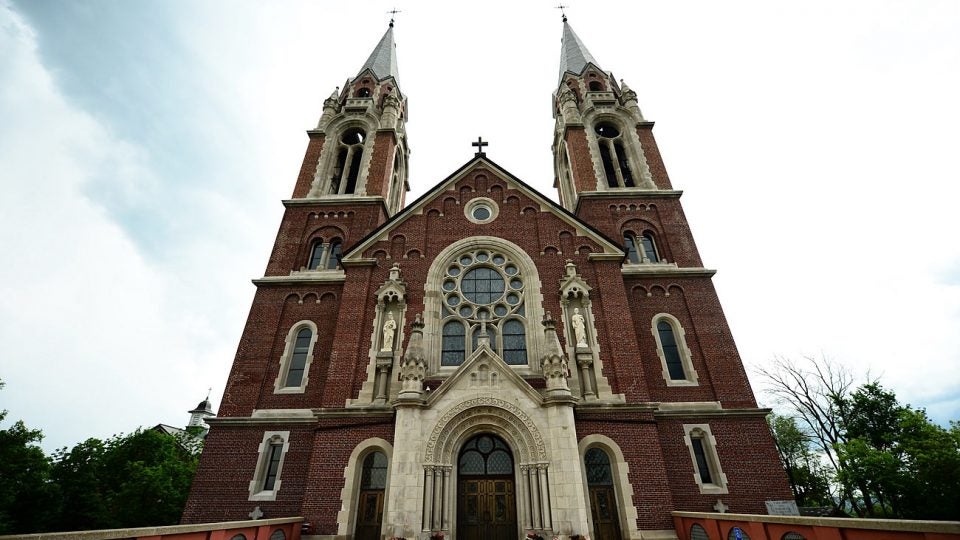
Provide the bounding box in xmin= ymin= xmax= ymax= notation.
xmin=464 ymin=197 xmax=499 ymax=224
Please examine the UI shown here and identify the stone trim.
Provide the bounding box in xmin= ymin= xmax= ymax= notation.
xmin=682 ymin=423 xmax=729 ymax=495
xmin=253 ymin=273 xmax=346 ymax=285
xmin=0 ymin=518 xmax=303 ymax=540
xmin=576 ymin=189 xmax=683 ymax=201
xmin=252 ymin=408 xmax=315 ymax=418
xmin=463 ymin=196 xmax=500 ymax=224
xmin=282 ymin=195 xmax=386 ymax=206
xmin=248 ymin=430 xmax=291 ymax=501
xmin=653 ymin=407 xmax=772 ymax=419
xmin=577 ymin=434 xmax=642 ymax=540
xmin=336 ymin=438 xmax=394 ymax=538
xmin=274 ymin=320 xmax=319 ymax=394
xmin=621 ymin=266 xmax=716 ymax=278
xmin=671 ymin=512 xmax=960 ymax=533
xmin=651 ymin=313 xmax=700 ymax=387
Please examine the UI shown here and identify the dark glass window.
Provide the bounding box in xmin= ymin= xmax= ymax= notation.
xmin=458 ymin=434 xmax=513 ymax=476
xmin=357 ymin=87 xmax=371 ymax=98
xmin=461 ymin=267 xmax=505 ymax=304
xmin=584 ymin=447 xmax=614 ymax=486
xmin=308 ymin=241 xmax=325 ymax=270
xmin=657 ymin=320 xmax=686 ymax=380
xmin=284 ymin=328 xmax=312 ymax=387
xmin=441 ymin=321 xmax=466 ymax=366
xmin=360 ymin=451 xmax=388 ymax=489
xmin=263 ymin=442 xmax=283 ymax=491
xmin=624 ymin=234 xmax=641 ymax=263
xmin=327 ymin=242 xmax=342 ymax=269
xmin=501 ymin=319 xmax=527 ymax=365
xmin=691 ymin=436 xmax=713 ymax=484
xmin=599 ymin=142 xmax=618 ymax=187
xmin=641 ymin=233 xmax=659 ymax=262
xmin=691 ymin=524 xmax=710 ymax=540
xmin=269 ymin=531 xmax=285 ymax=540
xmin=589 ymin=81 xmax=603 ymax=91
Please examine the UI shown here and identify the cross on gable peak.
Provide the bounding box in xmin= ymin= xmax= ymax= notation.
xmin=472 ymin=136 xmax=488 ymax=156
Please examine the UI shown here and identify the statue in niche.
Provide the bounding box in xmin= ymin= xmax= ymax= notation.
xmin=381 ymin=312 xmax=397 ymax=351
xmin=572 ymin=307 xmax=588 ymax=347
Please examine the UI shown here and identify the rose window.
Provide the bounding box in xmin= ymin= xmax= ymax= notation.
xmin=440 ymin=249 xmax=527 ymax=366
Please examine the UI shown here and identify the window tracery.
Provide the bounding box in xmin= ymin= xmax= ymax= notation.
xmin=331 ymin=128 xmax=366 ymax=195
xmin=438 ymin=249 xmax=528 ymax=366
xmin=595 ymin=121 xmax=634 ymax=188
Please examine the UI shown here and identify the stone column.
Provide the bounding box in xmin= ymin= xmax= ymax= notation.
xmin=529 ymin=466 xmax=542 ymax=529
xmin=432 ymin=468 xmax=443 ymax=531
xmin=422 ymin=466 xmax=434 ymax=532
xmin=538 ymin=465 xmax=552 ymax=530
xmin=517 ymin=465 xmax=531 ymax=530
xmin=441 ymin=467 xmax=452 ymax=530
xmin=576 ymin=349 xmax=595 ymax=399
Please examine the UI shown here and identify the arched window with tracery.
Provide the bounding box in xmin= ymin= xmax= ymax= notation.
xmin=331 ymin=128 xmax=366 ymax=195
xmin=438 ymin=248 xmax=529 ymax=366
xmin=306 ymin=239 xmax=342 ymax=270
xmin=595 ymin=121 xmax=634 ymax=188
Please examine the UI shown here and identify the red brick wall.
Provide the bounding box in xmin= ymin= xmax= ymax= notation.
xmin=291 ymin=133 xmax=324 ymax=198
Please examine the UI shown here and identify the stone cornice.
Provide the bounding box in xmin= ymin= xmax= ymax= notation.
xmin=282 ymin=196 xmax=387 ymax=208
xmin=252 ymin=271 xmax=346 ymax=286
xmin=587 ymin=253 xmax=624 ymax=261
xmin=340 ymin=258 xmax=378 ymax=267
xmin=620 ymin=266 xmax=717 ymax=278
xmin=208 ymin=408 xmax=394 ymax=426
xmin=653 ymin=407 xmax=771 ymax=419
xmin=576 ymin=189 xmax=683 ymax=201
xmin=636 ymin=121 xmax=656 ymax=128
xmin=671 ymin=512 xmax=960 ymax=534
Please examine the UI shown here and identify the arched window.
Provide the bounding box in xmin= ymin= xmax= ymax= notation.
xmin=690 ymin=524 xmax=710 ymax=540
xmin=652 ymin=314 xmax=698 ymax=386
xmin=728 ymin=527 xmax=751 ymax=540
xmin=357 ymin=87 xmax=371 ymax=98
xmin=249 ymin=431 xmax=290 ymax=501
xmin=331 ymin=128 xmax=366 ymax=195
xmin=585 ymin=447 xmax=622 ymax=540
xmin=308 ymin=240 xmax=326 ymax=270
xmin=595 ymin=121 xmax=634 ymax=188
xmin=441 ymin=321 xmax=466 ymax=366
xmin=283 ymin=328 xmax=312 ymax=388
xmin=683 ymin=424 xmax=729 ymax=494
xmin=588 ymin=80 xmax=603 ymax=91
xmin=657 ymin=320 xmax=686 ymax=380
xmin=501 ymin=319 xmax=527 ymax=365
xmin=640 ymin=232 xmax=659 ymax=262
xmin=438 ymin=249 xmax=528 ymax=366
xmin=623 ymin=234 xmax=641 ymax=264
xmin=305 ymin=239 xmax=342 ymax=270
xmin=275 ymin=322 xmax=317 ymax=393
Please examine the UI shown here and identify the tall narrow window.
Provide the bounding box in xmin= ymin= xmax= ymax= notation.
xmin=441 ymin=321 xmax=466 ymax=366
xmin=262 ymin=442 xmax=284 ymax=491
xmin=623 ymin=234 xmax=641 ymax=263
xmin=355 ymin=451 xmax=388 ymax=540
xmin=657 ymin=320 xmax=686 ymax=380
xmin=683 ymin=424 xmax=728 ymax=494
xmin=327 ymin=242 xmax=342 ymax=269
xmin=501 ymin=319 xmax=527 ymax=365
xmin=330 ymin=128 xmax=366 ymax=195
xmin=308 ymin=240 xmax=326 ymax=270
xmin=284 ymin=328 xmax=312 ymax=387
xmin=640 ymin=233 xmax=659 ymax=262
xmin=595 ymin=122 xmax=634 ymax=188
xmin=584 ymin=448 xmax=622 ymax=540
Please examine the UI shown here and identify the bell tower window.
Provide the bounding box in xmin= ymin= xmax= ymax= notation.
xmin=305 ymin=239 xmax=342 ymax=270
xmin=331 ymin=128 xmax=366 ymax=195
xmin=595 ymin=122 xmax=634 ymax=188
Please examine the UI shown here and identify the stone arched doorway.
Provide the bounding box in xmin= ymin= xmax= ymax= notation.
xmin=457 ymin=433 xmax=517 ymax=540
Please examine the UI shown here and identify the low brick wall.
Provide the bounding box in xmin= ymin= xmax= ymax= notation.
xmin=673 ymin=511 xmax=960 ymax=540
xmin=0 ymin=517 xmax=303 ymax=540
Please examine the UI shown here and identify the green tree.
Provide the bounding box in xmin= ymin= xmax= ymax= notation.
xmin=0 ymin=378 xmax=60 ymax=534
xmin=768 ymin=414 xmax=833 ymax=507
xmin=52 ymin=429 xmax=200 ymax=529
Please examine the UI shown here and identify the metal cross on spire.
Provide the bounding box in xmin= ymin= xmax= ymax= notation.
xmin=387 ymin=7 xmax=401 ymax=27
xmin=472 ymin=136 xmax=488 ymax=156
xmin=555 ymin=4 xmax=568 ymax=22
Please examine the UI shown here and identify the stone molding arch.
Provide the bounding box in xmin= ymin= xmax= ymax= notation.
xmin=424 ymin=397 xmax=548 ymax=465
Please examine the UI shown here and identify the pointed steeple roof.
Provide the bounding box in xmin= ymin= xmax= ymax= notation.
xmin=358 ymin=23 xmax=400 ymax=82
xmin=558 ymin=19 xmax=600 ymax=83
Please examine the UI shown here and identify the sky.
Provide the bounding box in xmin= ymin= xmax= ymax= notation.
xmin=1 ymin=0 xmax=958 ymax=453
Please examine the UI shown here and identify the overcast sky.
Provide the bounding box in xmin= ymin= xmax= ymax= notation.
xmin=1 ymin=0 xmax=958 ymax=452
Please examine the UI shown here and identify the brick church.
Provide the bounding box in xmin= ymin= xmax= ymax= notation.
xmin=182 ymin=17 xmax=793 ymax=540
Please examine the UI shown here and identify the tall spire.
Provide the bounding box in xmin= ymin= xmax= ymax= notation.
xmin=359 ymin=24 xmax=400 ymax=83
xmin=558 ymin=20 xmax=600 ymax=83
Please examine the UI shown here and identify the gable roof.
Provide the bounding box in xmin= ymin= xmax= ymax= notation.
xmin=342 ymin=154 xmax=625 ymax=260
xmin=425 ymin=344 xmax=545 ymax=408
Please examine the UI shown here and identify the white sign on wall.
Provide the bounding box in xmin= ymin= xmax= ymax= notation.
xmin=765 ymin=500 xmax=800 ymax=516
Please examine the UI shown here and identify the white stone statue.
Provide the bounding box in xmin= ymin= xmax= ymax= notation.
xmin=381 ymin=312 xmax=397 ymax=351
xmin=572 ymin=307 xmax=588 ymax=346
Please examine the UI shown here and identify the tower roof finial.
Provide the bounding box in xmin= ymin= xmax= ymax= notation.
xmin=555 ymin=4 xmax=568 ymax=22
xmin=387 ymin=7 xmax=401 ymax=28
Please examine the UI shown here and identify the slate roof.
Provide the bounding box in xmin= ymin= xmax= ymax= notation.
xmin=558 ymin=20 xmax=600 ymax=83
xmin=359 ymin=24 xmax=400 ymax=82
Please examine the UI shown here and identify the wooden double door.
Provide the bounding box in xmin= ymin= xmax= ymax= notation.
xmin=457 ymin=477 xmax=516 ymax=540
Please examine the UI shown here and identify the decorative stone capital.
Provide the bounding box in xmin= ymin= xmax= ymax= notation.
xmin=558 ymin=88 xmax=582 ymax=123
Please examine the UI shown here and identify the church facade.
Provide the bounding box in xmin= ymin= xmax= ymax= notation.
xmin=182 ymin=19 xmax=793 ymax=540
